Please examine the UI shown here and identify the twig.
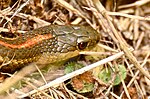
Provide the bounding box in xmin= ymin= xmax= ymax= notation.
xmin=3 ymin=0 xmax=30 ymax=26
xmin=119 ymin=0 xmax=150 ymax=9
xmin=0 ymin=63 xmax=37 ymax=94
xmin=107 ymin=12 xmax=150 ymax=21
xmin=54 ymin=0 xmax=94 ymax=28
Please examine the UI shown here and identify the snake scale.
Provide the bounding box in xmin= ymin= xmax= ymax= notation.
xmin=0 ymin=25 xmax=100 ymax=73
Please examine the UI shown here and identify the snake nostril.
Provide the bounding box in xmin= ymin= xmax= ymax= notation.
xmin=77 ymin=42 xmax=88 ymax=50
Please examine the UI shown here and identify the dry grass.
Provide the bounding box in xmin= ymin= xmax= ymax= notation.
xmin=0 ymin=0 xmax=150 ymax=98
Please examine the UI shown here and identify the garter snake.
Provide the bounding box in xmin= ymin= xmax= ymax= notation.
xmin=0 ymin=25 xmax=100 ymax=73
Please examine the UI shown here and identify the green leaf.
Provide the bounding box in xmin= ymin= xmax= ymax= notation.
xmin=98 ymin=65 xmax=127 ymax=85
xmin=114 ymin=65 xmax=127 ymax=85
xmin=64 ymin=62 xmax=84 ymax=74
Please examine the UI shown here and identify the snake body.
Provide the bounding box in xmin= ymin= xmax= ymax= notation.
xmin=0 ymin=25 xmax=100 ymax=73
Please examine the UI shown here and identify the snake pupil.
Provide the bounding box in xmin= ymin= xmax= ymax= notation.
xmin=78 ymin=42 xmax=88 ymax=50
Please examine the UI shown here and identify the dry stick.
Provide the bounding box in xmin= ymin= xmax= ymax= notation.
xmin=3 ymin=0 xmax=30 ymax=27
xmin=0 ymin=63 xmax=37 ymax=94
xmin=54 ymin=0 xmax=94 ymax=28
xmin=24 ymin=80 xmax=52 ymax=98
xmin=107 ymin=12 xmax=150 ymax=21
xmin=127 ymin=53 xmax=150 ymax=87
xmin=110 ymin=92 xmax=121 ymax=99
xmin=93 ymin=0 xmax=150 ymax=80
xmin=133 ymin=8 xmax=140 ymax=41
xmin=0 ymin=27 xmax=26 ymax=33
xmin=118 ymin=0 xmax=150 ymax=9
xmin=19 ymin=50 xmax=128 ymax=98
xmin=120 ymin=53 xmax=150 ymax=98
xmin=135 ymin=32 xmax=145 ymax=50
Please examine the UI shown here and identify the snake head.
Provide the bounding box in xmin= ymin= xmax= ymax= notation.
xmin=74 ymin=26 xmax=100 ymax=51
xmin=53 ymin=25 xmax=100 ymax=53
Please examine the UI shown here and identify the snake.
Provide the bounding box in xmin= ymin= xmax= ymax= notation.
xmin=0 ymin=25 xmax=100 ymax=73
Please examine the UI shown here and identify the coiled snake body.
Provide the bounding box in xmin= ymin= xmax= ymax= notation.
xmin=0 ymin=25 xmax=100 ymax=73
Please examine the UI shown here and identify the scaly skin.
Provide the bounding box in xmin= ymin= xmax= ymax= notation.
xmin=0 ymin=25 xmax=100 ymax=73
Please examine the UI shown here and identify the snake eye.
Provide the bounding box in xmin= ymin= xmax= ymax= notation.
xmin=77 ymin=42 xmax=88 ymax=50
